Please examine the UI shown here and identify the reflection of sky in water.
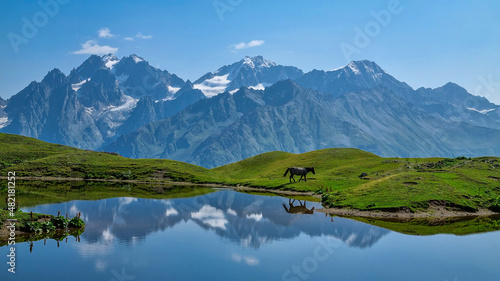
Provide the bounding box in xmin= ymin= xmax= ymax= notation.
xmin=0 ymin=189 xmax=498 ymax=280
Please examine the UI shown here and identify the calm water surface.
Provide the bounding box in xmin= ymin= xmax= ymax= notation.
xmin=2 ymin=189 xmax=500 ymax=281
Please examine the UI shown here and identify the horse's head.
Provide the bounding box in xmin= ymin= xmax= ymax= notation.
xmin=307 ymin=167 xmax=315 ymax=174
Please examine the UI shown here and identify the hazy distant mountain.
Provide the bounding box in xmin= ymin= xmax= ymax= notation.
xmin=295 ymin=60 xmax=413 ymax=98
xmin=2 ymin=55 xmax=499 ymax=167
xmin=193 ymin=55 xmax=304 ymax=97
xmin=104 ymin=78 xmax=500 ymax=168
xmin=0 ymin=98 xmax=7 ymax=127
xmin=0 ymin=54 xmax=203 ymax=148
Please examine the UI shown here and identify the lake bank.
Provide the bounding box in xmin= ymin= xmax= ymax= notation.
xmin=3 ymin=177 xmax=499 ymax=221
xmin=2 ymin=134 xmax=500 ymax=219
xmin=0 ymin=209 xmax=85 ymax=246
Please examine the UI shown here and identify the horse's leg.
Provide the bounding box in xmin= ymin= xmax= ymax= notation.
xmin=282 ymin=204 xmax=289 ymax=213
xmin=304 ymin=174 xmax=307 ymax=182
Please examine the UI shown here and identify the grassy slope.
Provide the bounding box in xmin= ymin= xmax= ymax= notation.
xmin=0 ymin=133 xmax=222 ymax=183
xmin=214 ymin=148 xmax=500 ymax=212
xmin=350 ymin=215 xmax=500 ymax=236
xmin=1 ymin=133 xmax=500 ymax=213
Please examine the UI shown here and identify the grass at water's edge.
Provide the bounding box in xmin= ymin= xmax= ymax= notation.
xmin=342 ymin=215 xmax=500 ymax=236
xmin=0 ymin=208 xmax=85 ymax=246
xmin=1 ymin=133 xmax=500 ymax=215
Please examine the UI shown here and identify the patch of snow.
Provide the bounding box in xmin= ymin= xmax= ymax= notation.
xmin=248 ymin=83 xmax=269 ymax=91
xmin=71 ymin=78 xmax=90 ymax=92
xmin=167 ymin=85 xmax=181 ymax=94
xmin=131 ymin=55 xmax=144 ymax=63
xmin=0 ymin=116 xmax=9 ymax=129
xmin=243 ymin=57 xmax=255 ymax=68
xmin=108 ymin=95 xmax=139 ymax=112
xmin=258 ymin=59 xmax=276 ymax=68
xmin=243 ymin=56 xmax=276 ymax=68
xmin=102 ymin=54 xmax=119 ymax=69
xmin=84 ymin=107 xmax=95 ymax=115
xmin=158 ymin=96 xmax=174 ymax=103
xmin=467 ymin=107 xmax=496 ymax=114
xmin=193 ymin=74 xmax=231 ymax=97
xmin=229 ymin=89 xmax=239 ymax=94
xmin=347 ymin=62 xmax=361 ymax=75
xmin=227 ymin=208 xmax=237 ymax=216
xmin=105 ymin=59 xmax=119 ymax=69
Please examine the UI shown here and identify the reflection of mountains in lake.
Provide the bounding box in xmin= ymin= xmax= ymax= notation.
xmin=26 ymin=190 xmax=389 ymax=248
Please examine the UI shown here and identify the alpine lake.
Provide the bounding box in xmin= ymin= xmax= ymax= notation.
xmin=1 ymin=181 xmax=500 ymax=281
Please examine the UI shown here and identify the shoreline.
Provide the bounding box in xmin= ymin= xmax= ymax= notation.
xmin=0 ymin=176 xmax=234 ymax=188
xmin=316 ymin=206 xmax=500 ymax=220
xmin=2 ymin=176 xmax=500 ymax=220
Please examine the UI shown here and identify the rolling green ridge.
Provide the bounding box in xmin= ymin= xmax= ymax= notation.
xmin=1 ymin=133 xmax=500 ymax=213
xmin=0 ymin=133 xmax=221 ymax=183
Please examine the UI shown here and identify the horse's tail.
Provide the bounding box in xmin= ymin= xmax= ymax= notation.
xmin=283 ymin=168 xmax=290 ymax=177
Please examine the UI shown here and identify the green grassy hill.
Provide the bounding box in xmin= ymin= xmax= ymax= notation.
xmin=214 ymin=148 xmax=500 ymax=212
xmin=1 ymin=133 xmax=499 ymax=213
xmin=0 ymin=133 xmax=220 ymax=183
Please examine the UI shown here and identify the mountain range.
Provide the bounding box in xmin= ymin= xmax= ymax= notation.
xmin=1 ymin=55 xmax=499 ymax=167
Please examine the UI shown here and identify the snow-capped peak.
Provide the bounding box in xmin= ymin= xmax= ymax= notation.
xmin=130 ymin=54 xmax=145 ymax=63
xmin=347 ymin=61 xmax=361 ymax=74
xmin=243 ymin=57 xmax=255 ymax=68
xmin=102 ymin=54 xmax=119 ymax=69
xmin=242 ymin=55 xmax=276 ymax=68
xmin=346 ymin=60 xmax=385 ymax=75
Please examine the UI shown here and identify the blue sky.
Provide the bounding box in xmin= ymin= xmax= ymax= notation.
xmin=1 ymin=0 xmax=500 ymax=104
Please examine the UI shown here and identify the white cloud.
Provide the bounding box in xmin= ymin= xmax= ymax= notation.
xmin=244 ymin=257 xmax=260 ymax=266
xmin=136 ymin=32 xmax=152 ymax=39
xmin=232 ymin=40 xmax=265 ymax=51
xmin=165 ymin=207 xmax=179 ymax=217
xmin=72 ymin=40 xmax=118 ymax=55
xmin=191 ymin=205 xmax=228 ymax=230
xmin=119 ymin=197 xmax=137 ymax=206
xmin=124 ymin=37 xmax=134 ymax=41
xmin=246 ymin=213 xmax=263 ymax=222
xmin=98 ymin=27 xmax=114 ymax=38
xmin=227 ymin=208 xmax=237 ymax=216
xmin=231 ymin=254 xmax=260 ymax=266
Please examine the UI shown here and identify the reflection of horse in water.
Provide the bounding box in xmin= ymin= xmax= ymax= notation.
xmin=283 ymin=167 xmax=315 ymax=183
xmin=282 ymin=199 xmax=315 ymax=214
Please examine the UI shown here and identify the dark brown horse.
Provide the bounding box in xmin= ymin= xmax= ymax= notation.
xmin=283 ymin=167 xmax=315 ymax=183
xmin=282 ymin=199 xmax=315 ymax=214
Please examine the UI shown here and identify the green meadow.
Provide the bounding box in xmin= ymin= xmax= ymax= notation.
xmin=1 ymin=133 xmax=500 ymax=213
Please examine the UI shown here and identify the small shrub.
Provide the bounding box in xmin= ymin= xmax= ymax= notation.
xmin=24 ymin=221 xmax=41 ymax=233
xmin=51 ymin=216 xmax=69 ymax=229
xmin=68 ymin=217 xmax=85 ymax=228
xmin=41 ymin=221 xmax=55 ymax=232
